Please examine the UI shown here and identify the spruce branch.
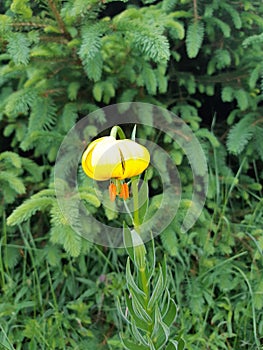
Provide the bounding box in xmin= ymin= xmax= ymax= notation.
xmin=193 ymin=0 xmax=199 ymax=21
xmin=12 ymin=22 xmax=47 ymax=29
xmin=47 ymin=0 xmax=68 ymax=36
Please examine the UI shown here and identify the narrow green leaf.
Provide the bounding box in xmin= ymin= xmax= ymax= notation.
xmin=138 ymin=181 xmax=149 ymax=225
xmin=125 ymin=294 xmax=149 ymax=332
xmin=126 ymin=259 xmax=145 ymax=297
xmin=116 ymin=298 xmax=130 ymax=324
xmin=152 ymin=305 xmax=169 ymax=348
xmin=122 ymin=337 xmax=148 ymax=350
xmin=147 ymin=232 xmax=156 ymax=281
xmin=148 ymin=267 xmax=164 ymax=310
xmin=131 ymin=124 xmax=137 ymax=141
xmin=163 ymin=298 xmax=178 ymax=327
xmin=123 ymin=223 xmax=135 ymax=263
xmin=166 ymin=340 xmax=178 ymax=350
xmin=161 ymin=256 xmax=168 ymax=288
xmin=131 ymin=290 xmax=152 ymax=323
xmin=130 ymin=318 xmax=148 ymax=345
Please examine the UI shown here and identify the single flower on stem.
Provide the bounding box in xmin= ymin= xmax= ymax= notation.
xmin=81 ymin=125 xmax=184 ymax=349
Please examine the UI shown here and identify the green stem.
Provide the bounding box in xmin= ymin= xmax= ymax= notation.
xmin=131 ymin=176 xmax=140 ymax=232
xmin=131 ymin=176 xmax=149 ymax=303
xmin=140 ymin=265 xmax=149 ymax=303
xmin=110 ymin=125 xmax=126 ymax=139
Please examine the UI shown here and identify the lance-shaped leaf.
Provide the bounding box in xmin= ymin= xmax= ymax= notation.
xmin=123 ymin=225 xmax=146 ymax=270
xmin=147 ymin=266 xmax=165 ymax=311
xmin=163 ymin=297 xmax=178 ymax=327
xmin=126 ymin=258 xmax=146 ymax=307
xmin=131 ymin=290 xmax=152 ymax=324
xmin=122 ymin=337 xmax=149 ymax=350
xmin=166 ymin=338 xmax=186 ymax=350
xmin=116 ymin=298 xmax=130 ymax=325
xmin=125 ymin=294 xmax=149 ymax=332
xmin=152 ymin=305 xmax=170 ymax=349
xmin=130 ymin=318 xmax=148 ymax=345
xmin=146 ymin=232 xmax=156 ymax=282
xmin=123 ymin=223 xmax=135 ymax=263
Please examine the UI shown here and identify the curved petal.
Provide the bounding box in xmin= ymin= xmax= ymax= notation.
xmin=81 ymin=136 xmax=150 ymax=181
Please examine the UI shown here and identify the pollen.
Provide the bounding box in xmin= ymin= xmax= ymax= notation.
xmin=119 ymin=183 xmax=129 ymax=200
xmin=109 ymin=183 xmax=117 ymax=202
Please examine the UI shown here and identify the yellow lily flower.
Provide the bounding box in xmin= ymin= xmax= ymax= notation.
xmin=82 ymin=136 xmax=150 ymax=181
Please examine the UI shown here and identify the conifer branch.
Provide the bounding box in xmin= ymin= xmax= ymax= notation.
xmin=12 ymin=22 xmax=47 ymax=28
xmin=48 ymin=0 xmax=67 ymax=35
xmin=193 ymin=0 xmax=199 ymax=20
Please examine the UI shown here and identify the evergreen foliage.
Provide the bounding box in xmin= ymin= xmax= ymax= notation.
xmin=0 ymin=0 xmax=262 ymax=349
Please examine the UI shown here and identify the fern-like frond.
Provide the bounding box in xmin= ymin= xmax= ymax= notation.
xmin=141 ymin=63 xmax=157 ymax=95
xmin=186 ymin=20 xmax=204 ymax=59
xmin=20 ymin=130 xmax=63 ymax=152
xmin=161 ymin=226 xmax=178 ymax=257
xmin=249 ymin=63 xmax=263 ymax=89
xmin=162 ymin=0 xmax=178 ymax=13
xmin=221 ymin=86 xmax=234 ymax=102
xmin=7 ymin=196 xmax=54 ymax=226
xmin=67 ymin=82 xmax=80 ymax=101
xmin=7 ymin=32 xmax=31 ymax=65
xmin=0 ymin=170 xmax=26 ymax=195
xmin=10 ymin=0 xmax=33 ymax=19
xmin=4 ymin=88 xmax=37 ymax=118
xmin=195 ymin=129 xmax=220 ymax=148
xmin=28 ymin=96 xmax=57 ymax=132
xmin=227 ymin=116 xmax=255 ymax=155
xmin=242 ymin=32 xmax=263 ymax=48
xmin=61 ymin=103 xmax=78 ymax=131
xmin=44 ymin=244 xmax=61 ymax=267
xmin=84 ymin=51 xmax=103 ymax=82
xmin=0 ymin=151 xmax=22 ymax=168
xmin=165 ymin=17 xmax=185 ymax=40
xmin=114 ymin=9 xmax=170 ymax=62
xmin=78 ymin=191 xmax=101 ymax=208
xmin=207 ymin=49 xmax=231 ymax=75
xmin=22 ymin=158 xmax=43 ymax=182
xmin=3 ymin=246 xmax=21 ymax=269
xmin=222 ymin=86 xmax=249 ymax=110
xmin=254 ymin=126 xmax=263 ymax=161
xmin=61 ymin=0 xmax=103 ymax=23
xmin=211 ymin=17 xmax=231 ymax=37
xmin=220 ymin=2 xmax=242 ymax=29
xmin=132 ymin=26 xmax=170 ymax=62
xmin=0 ymin=14 xmax=12 ymax=35
xmin=78 ymin=22 xmax=108 ymax=80
xmin=50 ymin=224 xmax=82 ymax=258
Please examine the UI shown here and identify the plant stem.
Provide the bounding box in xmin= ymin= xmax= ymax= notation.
xmin=110 ymin=125 xmax=126 ymax=139
xmin=131 ymin=176 xmax=149 ymax=302
xmin=131 ymin=176 xmax=140 ymax=232
xmin=139 ymin=265 xmax=149 ymax=303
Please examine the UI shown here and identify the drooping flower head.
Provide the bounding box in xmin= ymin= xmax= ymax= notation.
xmin=82 ymin=131 xmax=150 ymax=200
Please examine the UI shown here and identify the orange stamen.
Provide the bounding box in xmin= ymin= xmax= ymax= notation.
xmin=109 ymin=183 xmax=117 ymax=202
xmin=119 ymin=183 xmax=129 ymax=200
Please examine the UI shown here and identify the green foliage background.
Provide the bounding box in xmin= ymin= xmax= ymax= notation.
xmin=0 ymin=0 xmax=262 ymax=349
